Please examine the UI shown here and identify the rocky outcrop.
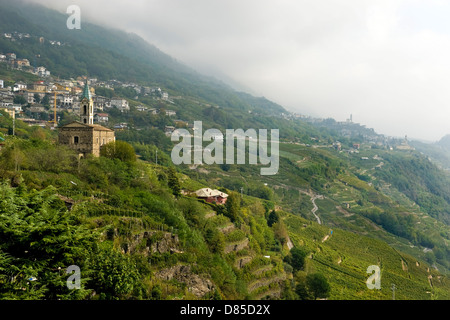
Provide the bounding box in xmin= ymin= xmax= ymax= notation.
xmin=155 ymin=265 xmax=215 ymax=298
xmin=121 ymin=231 xmax=181 ymax=255
xmin=235 ymin=256 xmax=253 ymax=269
xmin=224 ymin=238 xmax=249 ymax=254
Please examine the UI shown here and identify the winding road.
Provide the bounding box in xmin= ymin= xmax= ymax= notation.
xmin=296 ymin=189 xmax=323 ymax=225
xmin=263 ymin=177 xmax=325 ymax=225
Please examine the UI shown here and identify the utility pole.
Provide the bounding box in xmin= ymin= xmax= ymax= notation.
xmin=155 ymin=150 xmax=158 ymax=165
xmin=391 ymin=283 xmax=396 ymax=300
xmin=54 ymin=91 xmax=57 ymax=126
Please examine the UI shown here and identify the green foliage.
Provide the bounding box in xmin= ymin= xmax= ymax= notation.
xmin=117 ymin=128 xmax=172 ymax=150
xmin=167 ymin=167 xmax=181 ymax=197
xmin=375 ymin=153 xmax=450 ymax=224
xmin=177 ymin=197 xmax=206 ymax=229
xmin=100 ymin=140 xmax=137 ymax=163
xmin=94 ymin=87 xmax=114 ymax=99
xmin=33 ymin=93 xmax=41 ymax=104
xmin=204 ymin=228 xmax=225 ymax=254
xmin=295 ymin=273 xmax=330 ymax=300
xmin=132 ymin=143 xmax=171 ymax=166
xmin=284 ymin=247 xmax=307 ymax=272
xmin=42 ymin=94 xmax=50 ymax=108
xmin=13 ymin=95 xmax=27 ymax=105
xmin=305 ymin=273 xmax=330 ymax=300
xmin=225 ymin=191 xmax=241 ymax=223
xmin=267 ymin=210 xmax=279 ymax=227
xmin=86 ymin=243 xmax=142 ymax=300
xmin=0 ymin=183 xmax=98 ymax=300
xmin=151 ymin=285 xmax=162 ymax=300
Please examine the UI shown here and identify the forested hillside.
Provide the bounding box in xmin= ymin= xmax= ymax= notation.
xmin=1 ymin=120 xmax=449 ymax=300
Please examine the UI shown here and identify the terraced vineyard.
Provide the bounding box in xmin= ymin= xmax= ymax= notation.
xmin=283 ymin=213 xmax=450 ymax=300
xmin=204 ymin=205 xmax=288 ymax=299
xmin=176 ymin=140 xmax=450 ymax=299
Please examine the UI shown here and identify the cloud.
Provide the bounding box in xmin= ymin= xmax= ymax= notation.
xmin=25 ymin=0 xmax=450 ymax=141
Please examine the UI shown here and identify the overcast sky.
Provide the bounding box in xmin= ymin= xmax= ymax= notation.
xmin=26 ymin=0 xmax=450 ymax=141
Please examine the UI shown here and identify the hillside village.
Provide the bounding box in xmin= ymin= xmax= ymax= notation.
xmin=0 ymin=77 xmax=174 ymax=127
xmin=0 ymin=61 xmax=177 ymax=127
xmin=0 ymin=31 xmax=177 ymax=131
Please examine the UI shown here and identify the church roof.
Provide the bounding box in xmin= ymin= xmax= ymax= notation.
xmin=81 ymin=80 xmax=92 ymax=101
xmin=59 ymin=121 xmax=114 ymax=132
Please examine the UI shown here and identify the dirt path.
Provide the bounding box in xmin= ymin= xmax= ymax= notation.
xmin=309 ymin=194 xmax=323 ymax=225
xmin=263 ymin=177 xmax=324 ymax=225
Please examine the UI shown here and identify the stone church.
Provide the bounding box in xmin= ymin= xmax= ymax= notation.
xmin=58 ymin=81 xmax=115 ymax=157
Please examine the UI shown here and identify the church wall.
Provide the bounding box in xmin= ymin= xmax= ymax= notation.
xmin=92 ymin=130 xmax=116 ymax=157
xmin=59 ymin=127 xmax=94 ymax=156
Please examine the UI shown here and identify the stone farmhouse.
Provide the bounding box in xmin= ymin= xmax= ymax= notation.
xmin=194 ymin=188 xmax=228 ymax=205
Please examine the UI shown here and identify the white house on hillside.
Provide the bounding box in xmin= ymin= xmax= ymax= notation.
xmin=111 ymin=98 xmax=129 ymax=112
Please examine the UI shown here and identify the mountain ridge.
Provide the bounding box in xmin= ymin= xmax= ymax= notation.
xmin=2 ymin=0 xmax=289 ymax=116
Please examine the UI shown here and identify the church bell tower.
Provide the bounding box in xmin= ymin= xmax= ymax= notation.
xmin=80 ymin=80 xmax=94 ymax=125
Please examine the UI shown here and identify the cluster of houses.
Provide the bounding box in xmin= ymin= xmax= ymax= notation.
xmin=0 ymin=31 xmax=166 ymax=95
xmin=3 ymin=32 xmax=63 ymax=46
xmin=3 ymin=32 xmax=31 ymax=41
xmin=0 ymin=51 xmax=51 ymax=77
xmin=0 ymin=73 xmax=179 ymax=129
xmin=94 ymin=78 xmax=171 ymax=102
xmin=0 ymin=78 xmax=102 ymax=124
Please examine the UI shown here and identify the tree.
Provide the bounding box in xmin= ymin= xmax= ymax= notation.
xmin=42 ymin=94 xmax=50 ymax=108
xmin=267 ymin=210 xmax=279 ymax=227
xmin=272 ymin=221 xmax=289 ymax=247
xmin=295 ymin=280 xmax=311 ymax=300
xmin=306 ymin=273 xmax=330 ymax=300
xmin=205 ymin=228 xmax=225 ymax=254
xmin=33 ymin=93 xmax=41 ymax=104
xmin=167 ymin=166 xmax=181 ymax=197
xmin=87 ymin=243 xmax=142 ymax=300
xmin=151 ymin=285 xmax=162 ymax=300
xmin=251 ymin=184 xmax=273 ymax=200
xmin=13 ymin=95 xmax=27 ymax=105
xmin=225 ymin=191 xmax=241 ymax=223
xmin=284 ymin=247 xmax=307 ymax=272
xmin=0 ymin=183 xmax=98 ymax=299
xmin=0 ymin=142 xmax=26 ymax=172
xmin=100 ymin=140 xmax=136 ymax=162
